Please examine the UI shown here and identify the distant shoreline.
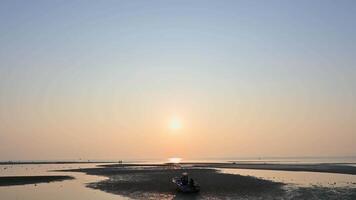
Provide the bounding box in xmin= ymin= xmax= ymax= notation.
xmin=2 ymin=161 xmax=356 ymax=175
xmin=0 ymin=161 xmax=118 ymax=165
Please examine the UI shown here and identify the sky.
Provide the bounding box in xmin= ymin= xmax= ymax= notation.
xmin=0 ymin=0 xmax=356 ymax=161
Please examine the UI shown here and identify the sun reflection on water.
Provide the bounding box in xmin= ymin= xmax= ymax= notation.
xmin=168 ymin=157 xmax=182 ymax=163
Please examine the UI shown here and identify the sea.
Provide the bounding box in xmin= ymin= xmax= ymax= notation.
xmin=1 ymin=157 xmax=356 ymax=200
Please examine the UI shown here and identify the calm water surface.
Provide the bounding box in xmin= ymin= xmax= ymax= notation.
xmin=219 ymin=168 xmax=356 ymax=187
xmin=0 ymin=164 xmax=128 ymax=200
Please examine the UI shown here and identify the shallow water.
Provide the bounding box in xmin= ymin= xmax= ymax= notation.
xmin=0 ymin=164 xmax=128 ymax=200
xmin=176 ymin=156 xmax=356 ymax=164
xmin=219 ymin=168 xmax=356 ymax=187
xmin=1 ymin=162 xmax=356 ymax=200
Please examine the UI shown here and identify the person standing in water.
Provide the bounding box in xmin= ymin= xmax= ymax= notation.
xmin=181 ymin=172 xmax=189 ymax=185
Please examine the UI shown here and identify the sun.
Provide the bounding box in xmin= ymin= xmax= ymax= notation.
xmin=169 ymin=118 xmax=182 ymax=130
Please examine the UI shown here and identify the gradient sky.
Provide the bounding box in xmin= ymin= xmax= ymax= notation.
xmin=1 ymin=0 xmax=356 ymax=160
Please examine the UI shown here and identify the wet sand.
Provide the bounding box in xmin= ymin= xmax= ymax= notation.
xmin=99 ymin=162 xmax=356 ymax=175
xmin=61 ymin=163 xmax=356 ymax=199
xmin=1 ymin=163 xmax=354 ymax=199
xmin=0 ymin=176 xmax=74 ymax=186
xmin=189 ymin=162 xmax=356 ymax=175
xmin=62 ymin=166 xmax=285 ymax=199
xmin=4 ymin=161 xmax=356 ymax=176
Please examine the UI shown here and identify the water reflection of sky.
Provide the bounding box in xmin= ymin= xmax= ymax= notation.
xmin=219 ymin=168 xmax=356 ymax=187
xmin=0 ymin=164 xmax=128 ymax=200
xmin=1 ymin=163 xmax=356 ymax=200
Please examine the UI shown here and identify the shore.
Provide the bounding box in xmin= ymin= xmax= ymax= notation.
xmin=62 ymin=166 xmax=285 ymax=199
xmin=2 ymin=161 xmax=356 ymax=176
xmin=1 ymin=162 xmax=355 ymax=199
xmin=99 ymin=162 xmax=356 ymax=175
xmin=0 ymin=176 xmax=74 ymax=186
xmin=189 ymin=162 xmax=356 ymax=175
xmin=60 ymin=162 xmax=356 ymax=199
xmin=0 ymin=161 xmax=356 ymax=200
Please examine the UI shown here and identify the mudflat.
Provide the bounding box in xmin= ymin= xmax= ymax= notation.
xmin=0 ymin=176 xmax=74 ymax=186
xmin=98 ymin=162 xmax=356 ymax=175
xmin=57 ymin=163 xmax=356 ymax=199
xmin=62 ymin=166 xmax=285 ymax=199
xmin=189 ymin=162 xmax=356 ymax=175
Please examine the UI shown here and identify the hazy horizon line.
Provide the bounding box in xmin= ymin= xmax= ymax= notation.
xmin=2 ymin=155 xmax=356 ymax=163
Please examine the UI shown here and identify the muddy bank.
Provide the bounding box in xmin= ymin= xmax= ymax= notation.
xmin=99 ymin=162 xmax=356 ymax=175
xmin=0 ymin=175 xmax=74 ymax=186
xmin=62 ymin=167 xmax=285 ymax=199
xmin=190 ymin=163 xmax=356 ymax=175
xmin=284 ymin=186 xmax=356 ymax=200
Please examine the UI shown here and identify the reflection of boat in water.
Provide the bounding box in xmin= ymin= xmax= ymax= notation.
xmin=172 ymin=172 xmax=200 ymax=193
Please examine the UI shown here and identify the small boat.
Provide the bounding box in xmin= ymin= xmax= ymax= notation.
xmin=172 ymin=173 xmax=200 ymax=193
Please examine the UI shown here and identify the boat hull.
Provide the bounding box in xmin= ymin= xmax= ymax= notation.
xmin=172 ymin=177 xmax=200 ymax=193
